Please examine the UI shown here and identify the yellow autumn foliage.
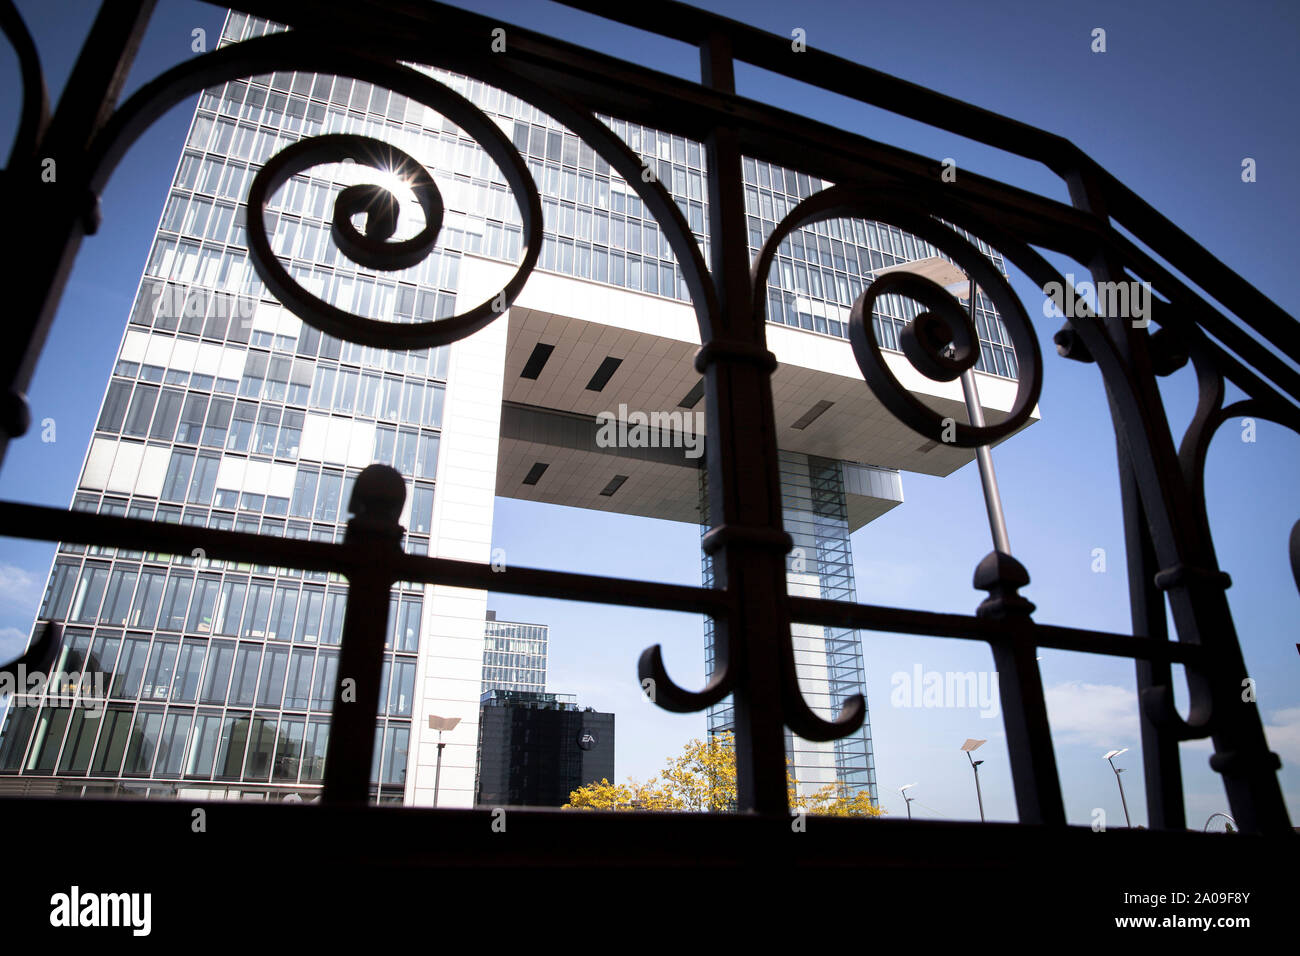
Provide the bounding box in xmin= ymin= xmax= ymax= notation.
xmin=564 ymin=731 xmax=882 ymax=815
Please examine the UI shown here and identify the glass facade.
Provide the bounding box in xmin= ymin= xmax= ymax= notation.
xmin=0 ymin=11 xmax=1014 ymax=805
xmin=481 ymin=615 xmax=548 ymax=693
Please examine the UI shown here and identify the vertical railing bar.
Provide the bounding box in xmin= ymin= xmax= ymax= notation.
xmin=322 ymin=465 xmax=406 ymax=805
xmin=698 ymin=29 xmax=790 ymax=815
xmin=1126 ymin=481 xmax=1186 ymax=830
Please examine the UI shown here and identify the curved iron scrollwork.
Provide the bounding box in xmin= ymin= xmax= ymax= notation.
xmin=1176 ymin=317 xmax=1300 ymax=576
xmin=0 ymin=0 xmax=49 ymax=169
xmin=238 ymin=68 xmax=544 ymax=351
xmin=243 ymin=123 xmax=535 ymax=350
xmin=753 ymin=185 xmax=1043 ymax=449
xmin=1126 ymin=310 xmax=1300 ymax=744
xmin=245 ymin=134 xmax=444 ymax=346
xmin=84 ymin=31 xmax=546 ymax=351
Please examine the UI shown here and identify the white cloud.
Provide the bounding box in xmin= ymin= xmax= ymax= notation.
xmin=0 ymin=563 xmax=41 ymax=613
xmin=0 ymin=626 xmax=27 ymax=661
xmin=1263 ymin=706 xmax=1300 ymax=765
xmin=1044 ymin=680 xmax=1139 ymax=748
xmin=1043 ymin=684 xmax=1300 ymax=766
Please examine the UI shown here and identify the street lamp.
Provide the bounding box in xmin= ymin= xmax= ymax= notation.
xmin=899 ymin=783 xmax=917 ymax=820
xmin=1103 ymin=748 xmax=1132 ymax=828
xmin=961 ymin=738 xmax=987 ymax=822
xmin=873 ymin=256 xmax=1012 ymax=553
xmin=428 ymin=714 xmax=461 ymax=807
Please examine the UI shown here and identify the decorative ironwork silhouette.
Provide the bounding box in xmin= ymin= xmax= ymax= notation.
xmin=0 ymin=0 xmax=1293 ymax=837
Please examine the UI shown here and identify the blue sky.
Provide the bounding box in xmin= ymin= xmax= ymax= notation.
xmin=0 ymin=0 xmax=1296 ymax=827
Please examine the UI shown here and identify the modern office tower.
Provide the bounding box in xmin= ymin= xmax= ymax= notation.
xmin=481 ymin=610 xmax=548 ymax=694
xmin=474 ymin=689 xmax=614 ymax=808
xmin=0 ymin=12 xmax=1027 ymax=807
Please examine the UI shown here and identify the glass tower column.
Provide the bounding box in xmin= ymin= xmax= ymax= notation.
xmin=702 ymin=451 xmax=877 ymax=804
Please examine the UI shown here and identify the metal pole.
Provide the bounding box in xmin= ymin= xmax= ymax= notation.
xmin=433 ymin=731 xmax=444 ymax=807
xmin=959 ymin=279 xmax=1012 ymax=555
xmin=969 ymin=751 xmax=986 ymax=822
xmin=1111 ymin=758 xmax=1132 ymax=828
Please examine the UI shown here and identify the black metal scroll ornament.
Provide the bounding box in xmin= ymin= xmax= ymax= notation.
xmin=244 ymin=107 xmax=539 ymax=350
xmin=82 ymin=30 xmax=544 ymax=354
xmin=755 ymin=186 xmax=1042 ymax=450
xmin=244 ymin=134 xmax=446 ymax=347
xmin=853 ymin=249 xmax=1038 ymax=446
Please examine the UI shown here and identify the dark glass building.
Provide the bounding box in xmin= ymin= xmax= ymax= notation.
xmin=474 ymin=690 xmax=614 ymax=808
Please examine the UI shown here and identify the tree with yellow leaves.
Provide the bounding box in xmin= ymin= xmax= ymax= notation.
xmin=564 ymin=731 xmax=882 ymax=815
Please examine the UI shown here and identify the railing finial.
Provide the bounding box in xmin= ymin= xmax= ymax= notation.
xmin=349 ymin=463 xmax=407 ymax=527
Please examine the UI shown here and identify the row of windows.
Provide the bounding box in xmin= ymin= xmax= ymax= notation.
xmin=34 ymin=626 xmax=416 ymax=715
xmin=144 ymin=227 xmax=460 ymax=328
xmin=127 ymin=281 xmax=452 ymax=384
xmin=43 ymin=560 xmax=422 ymax=651
xmin=482 ymin=652 xmax=546 ymax=672
xmin=197 ymin=58 xmax=502 ymax=177
xmin=141 ymin=429 xmax=439 ymax=519
xmin=484 ymin=634 xmax=546 ymax=652
xmin=542 ymin=195 xmax=675 ymax=257
xmin=98 ymin=380 xmax=297 ymax=451
xmin=481 ymin=673 xmax=545 ymax=693
xmin=92 ymin=359 xmax=444 ymax=462
xmin=186 ymin=93 xmax=505 ymax=215
xmin=179 ymin=107 xmax=505 ymax=221
xmin=306 ymin=365 xmax=444 ymax=426
xmin=484 ymin=623 xmax=548 ymax=637
xmin=130 ymin=276 xmax=255 ymax=343
xmin=1 ymin=704 xmax=325 ymax=782
xmin=112 ymin=359 xmax=238 ymax=394
xmin=99 ymin=360 xmax=445 ymax=440
xmin=1 ymin=697 xmax=411 ymax=787
xmin=63 ymin=484 xmax=434 ymax=578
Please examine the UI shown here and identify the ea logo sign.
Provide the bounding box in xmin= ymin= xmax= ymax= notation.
xmin=578 ymin=731 xmax=598 ymax=751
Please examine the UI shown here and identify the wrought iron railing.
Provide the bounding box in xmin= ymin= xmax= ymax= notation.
xmin=1 ymin=0 xmax=1295 ymax=839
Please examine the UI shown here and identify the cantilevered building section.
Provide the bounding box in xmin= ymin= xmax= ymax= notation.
xmin=0 ymin=12 xmax=1033 ymax=808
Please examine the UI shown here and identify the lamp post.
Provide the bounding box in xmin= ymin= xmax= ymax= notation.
xmin=961 ymin=738 xmax=987 ymax=822
xmin=1103 ymin=748 xmax=1132 ymax=828
xmin=873 ymin=256 xmax=1012 ymax=553
xmin=899 ymin=783 xmax=917 ymax=820
xmin=428 ymin=714 xmax=461 ymax=807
